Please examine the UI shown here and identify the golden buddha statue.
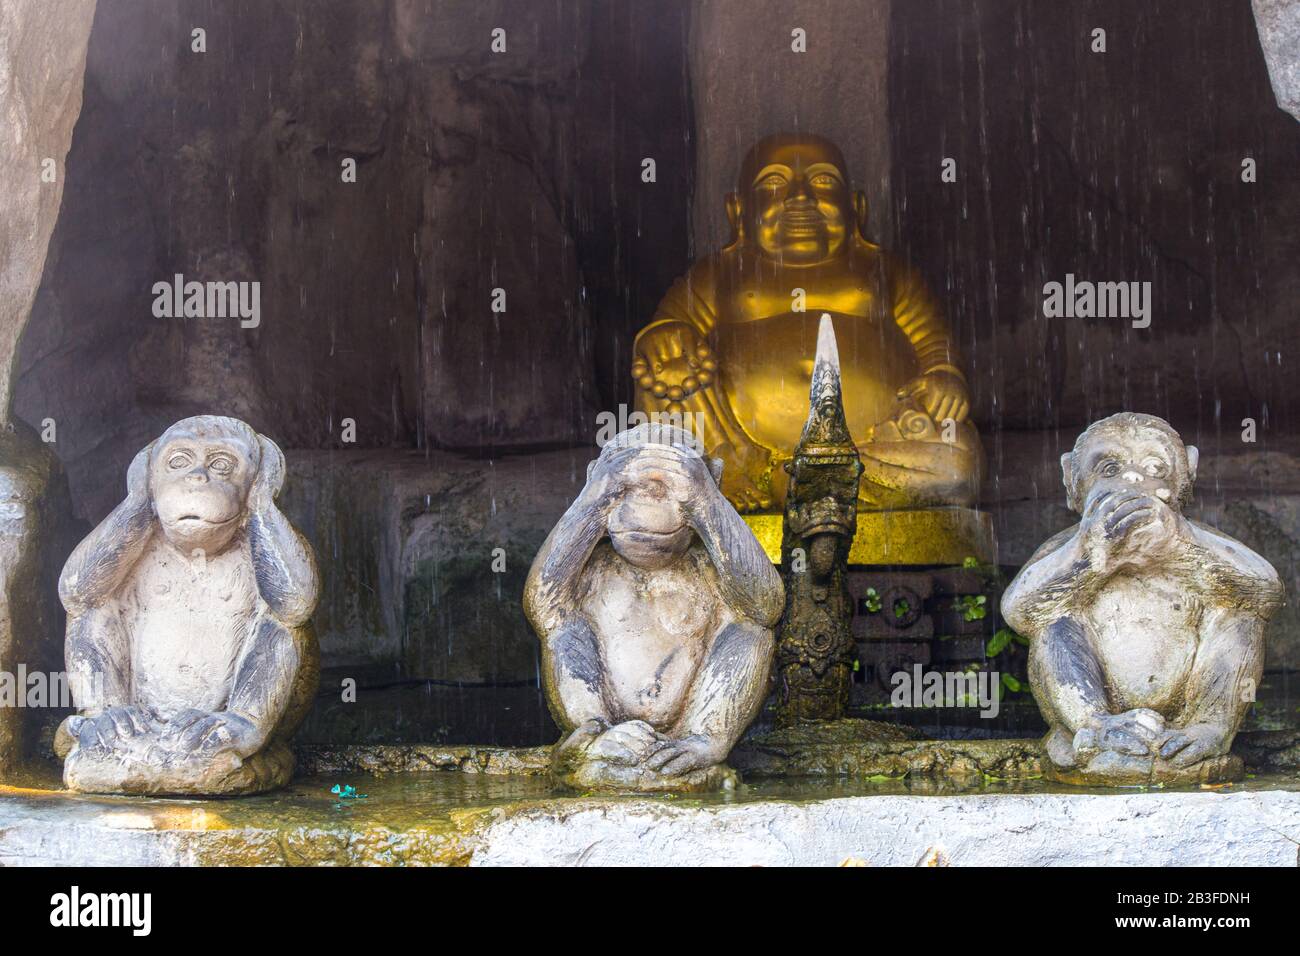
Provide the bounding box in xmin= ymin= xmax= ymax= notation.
xmin=631 ymin=134 xmax=983 ymax=528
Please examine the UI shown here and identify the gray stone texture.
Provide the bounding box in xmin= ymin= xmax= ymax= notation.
xmin=1254 ymin=0 xmax=1300 ymax=121
xmin=5 ymin=771 xmax=1296 ymax=866
xmin=473 ymin=789 xmax=1300 ymax=866
xmin=0 ymin=426 xmax=69 ymax=773
xmin=0 ymin=0 xmax=96 ymax=416
xmin=0 ymin=0 xmax=96 ymax=772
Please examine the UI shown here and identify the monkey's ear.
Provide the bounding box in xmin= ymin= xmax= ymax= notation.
xmin=1060 ymin=452 xmax=1080 ymax=513
xmin=725 ymin=192 xmax=744 ymax=245
xmin=1185 ymin=445 xmax=1199 ymax=485
xmin=853 ymin=190 xmax=869 ymax=237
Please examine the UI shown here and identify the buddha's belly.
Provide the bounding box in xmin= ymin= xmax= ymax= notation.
xmin=715 ymin=311 xmax=918 ymax=454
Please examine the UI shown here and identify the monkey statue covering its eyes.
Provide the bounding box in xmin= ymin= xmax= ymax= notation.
xmin=525 ymin=423 xmax=783 ymax=792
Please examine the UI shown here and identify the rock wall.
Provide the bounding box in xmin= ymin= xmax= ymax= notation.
xmin=890 ymin=0 xmax=1300 ymax=435
xmin=14 ymin=0 xmax=694 ymax=521
xmin=688 ymin=0 xmax=893 ymax=251
xmin=0 ymin=0 xmax=96 ymax=419
xmin=1254 ymin=0 xmax=1300 ymax=121
xmin=0 ymin=0 xmax=96 ymax=774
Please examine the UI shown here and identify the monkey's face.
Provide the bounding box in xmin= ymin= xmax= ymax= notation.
xmin=1074 ymin=432 xmax=1182 ymax=513
xmin=152 ymin=430 xmax=258 ymax=554
xmin=608 ymin=486 xmax=693 ymax=571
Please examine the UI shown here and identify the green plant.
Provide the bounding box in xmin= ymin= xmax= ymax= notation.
xmin=985 ymin=626 xmax=1029 ymax=657
xmin=995 ymin=672 xmax=1028 ymax=701
xmin=893 ymin=598 xmax=910 ymax=619
xmin=863 ymin=587 xmax=881 ymax=613
xmin=953 ymin=594 xmax=987 ymax=622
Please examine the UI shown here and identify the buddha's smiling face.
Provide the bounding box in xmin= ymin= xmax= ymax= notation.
xmin=735 ymin=136 xmax=860 ymax=265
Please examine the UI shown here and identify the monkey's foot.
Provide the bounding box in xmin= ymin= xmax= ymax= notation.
xmin=62 ymin=740 xmax=296 ymax=797
xmin=552 ymin=754 xmax=739 ymax=793
xmin=1041 ymin=748 xmax=1243 ymax=788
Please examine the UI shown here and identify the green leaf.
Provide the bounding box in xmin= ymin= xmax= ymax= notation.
xmin=1000 ymin=673 xmax=1022 ymax=692
xmin=985 ymin=629 xmax=1011 ymax=657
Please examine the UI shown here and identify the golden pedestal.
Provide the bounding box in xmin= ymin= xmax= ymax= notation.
xmin=744 ymin=507 xmax=997 ymax=566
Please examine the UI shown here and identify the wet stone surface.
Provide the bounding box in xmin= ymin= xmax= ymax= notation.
xmin=3 ymin=758 xmax=1299 ymax=866
xmin=5 ymin=727 xmax=1300 ymax=866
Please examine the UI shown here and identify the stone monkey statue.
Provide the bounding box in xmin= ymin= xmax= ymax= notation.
xmin=524 ymin=423 xmax=784 ymax=791
xmin=54 ymin=415 xmax=320 ymax=795
xmin=1002 ymin=413 xmax=1282 ymax=785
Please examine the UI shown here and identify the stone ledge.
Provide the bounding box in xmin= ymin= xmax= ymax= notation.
xmin=730 ymin=737 xmax=1043 ymax=780
xmin=295 ymin=744 xmax=552 ymax=776
xmin=4 ymin=770 xmax=1298 ymax=867
xmin=472 ymin=788 xmax=1300 ymax=866
xmin=294 ymin=731 xmax=1295 ymax=779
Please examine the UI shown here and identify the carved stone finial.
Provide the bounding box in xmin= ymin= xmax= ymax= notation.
xmin=775 ymin=317 xmax=863 ymax=722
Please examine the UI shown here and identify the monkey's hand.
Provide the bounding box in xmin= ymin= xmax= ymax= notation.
xmin=249 ymin=437 xmax=286 ymax=515
xmin=1075 ymin=708 xmax=1166 ymax=757
xmin=584 ymin=444 xmax=645 ymax=515
xmin=1157 ymin=723 xmax=1226 ymax=768
xmin=642 ymin=734 xmax=717 ymax=777
xmin=897 ymin=370 xmax=970 ymax=425
xmin=126 ymin=443 xmax=155 ymax=505
xmin=586 ymin=720 xmax=671 ymax=767
xmin=1080 ymin=490 xmax=1182 ymax=570
xmin=67 ymin=706 xmax=160 ymax=754
xmin=623 ymin=442 xmax=714 ymax=515
xmin=164 ymin=709 xmax=262 ymax=759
